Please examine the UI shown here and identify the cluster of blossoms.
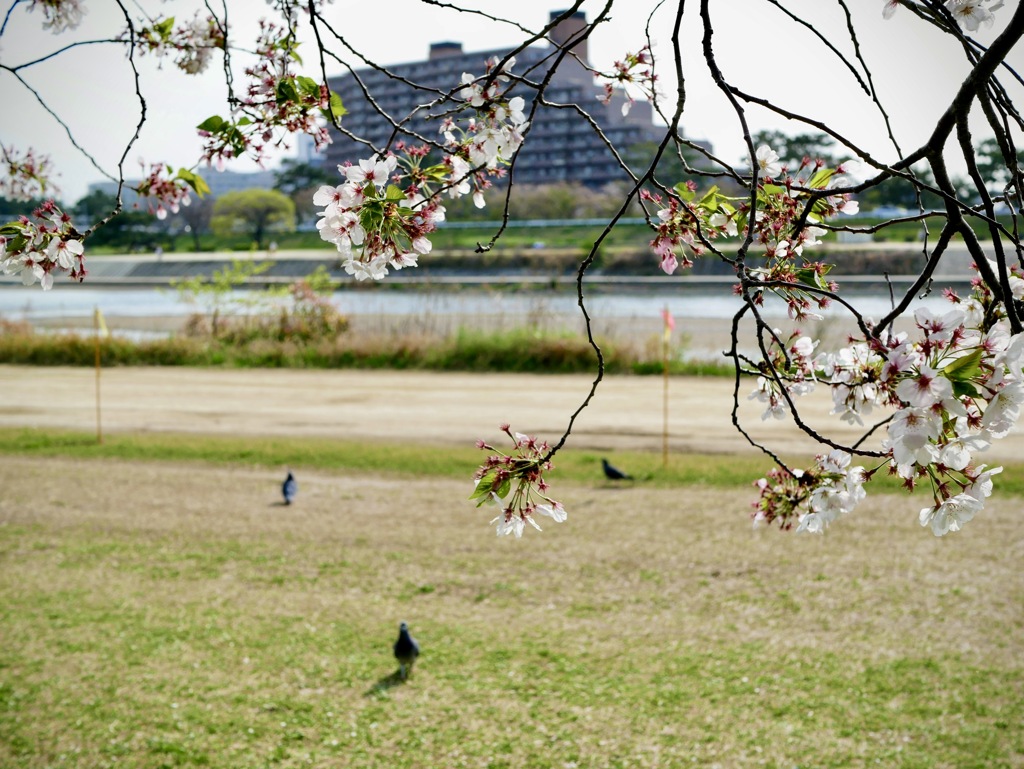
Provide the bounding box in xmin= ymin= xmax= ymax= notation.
xmin=315 ymin=57 xmax=528 ymax=280
xmin=0 ymin=200 xmax=84 ymax=290
xmin=198 ymin=20 xmax=342 ymax=168
xmin=595 ymin=46 xmax=656 ymax=116
xmin=1 ymin=145 xmax=58 ymax=202
xmin=446 ymin=56 xmax=528 ymax=187
xmin=134 ymin=162 xmax=208 ymax=219
xmin=646 ymin=184 xmax=737 ymax=275
xmin=744 ymin=148 xmax=859 ymax=320
xmin=884 ymin=0 xmax=1005 ymax=31
xmin=27 ymin=0 xmax=85 ymax=33
xmin=314 ymin=150 xmax=445 ymax=280
xmin=748 ymin=329 xmax=818 ymax=421
xmin=648 ymin=145 xmax=859 ymax=320
xmin=133 ymin=13 xmax=225 ymax=75
xmin=754 ymin=263 xmax=1023 ymax=536
xmin=753 ymin=450 xmax=868 ymax=533
xmin=471 ymin=425 xmax=566 ymax=537
xmin=817 ymin=340 xmax=886 ymax=425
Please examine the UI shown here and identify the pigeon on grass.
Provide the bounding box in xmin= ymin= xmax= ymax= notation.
xmin=393 ymin=621 xmax=420 ymax=681
xmin=282 ymin=470 xmax=298 ymax=505
xmin=602 ymin=458 xmax=633 ymax=481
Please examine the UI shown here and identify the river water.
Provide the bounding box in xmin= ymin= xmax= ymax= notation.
xmin=0 ymin=284 xmax=953 ymax=325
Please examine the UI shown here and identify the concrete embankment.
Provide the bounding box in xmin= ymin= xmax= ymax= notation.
xmin=0 ymin=242 xmax=982 ymax=290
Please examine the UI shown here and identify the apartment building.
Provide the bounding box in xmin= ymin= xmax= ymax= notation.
xmin=323 ymin=10 xmax=687 ymax=188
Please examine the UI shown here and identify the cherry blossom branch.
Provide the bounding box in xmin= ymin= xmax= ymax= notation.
xmin=875 ymin=222 xmax=956 ymax=333
xmin=761 ymin=0 xmax=871 ymax=96
xmin=0 ymin=0 xmax=26 ymax=38
xmin=3 ymin=68 xmax=117 ymax=183
xmin=7 ymin=38 xmax=125 ymax=71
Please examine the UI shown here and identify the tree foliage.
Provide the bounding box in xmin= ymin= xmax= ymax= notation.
xmin=750 ymin=131 xmax=838 ymax=169
xmin=211 ymin=189 xmax=296 ymax=249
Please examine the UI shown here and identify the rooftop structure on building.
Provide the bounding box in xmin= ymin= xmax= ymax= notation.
xmin=324 ymin=10 xmax=698 ymax=188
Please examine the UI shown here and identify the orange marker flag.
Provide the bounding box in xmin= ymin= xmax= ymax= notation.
xmin=661 ymin=306 xmax=675 ymax=342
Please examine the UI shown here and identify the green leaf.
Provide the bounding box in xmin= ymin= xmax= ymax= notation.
xmin=952 ymin=379 xmax=981 ymax=399
xmin=153 ymin=17 xmax=175 ymax=37
xmin=385 ymin=185 xmax=407 ymax=202
xmin=275 ymin=78 xmax=300 ymax=106
xmin=296 ymin=76 xmax=319 ymax=97
xmin=941 ymin=348 xmax=984 ymax=382
xmin=419 ymin=164 xmax=449 ymax=182
xmin=673 ymin=182 xmax=695 ymax=202
xmin=7 ymin=235 xmax=29 ymax=253
xmin=810 ymin=198 xmax=832 ymax=216
xmin=325 ymin=91 xmax=346 ymax=120
xmin=793 ymin=267 xmax=823 ymax=289
xmin=175 ymin=169 xmax=211 ymax=198
xmin=0 ymin=221 xmax=23 ymax=235
xmin=197 ymin=115 xmax=226 ymax=132
xmin=697 ymin=185 xmax=721 ymax=208
xmin=225 ymin=126 xmax=247 ymax=156
xmin=808 ymin=168 xmax=834 ymax=188
xmin=469 ymin=475 xmax=494 ymax=501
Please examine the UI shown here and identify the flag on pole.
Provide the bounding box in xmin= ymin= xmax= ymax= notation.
xmin=661 ymin=306 xmax=675 ymax=342
xmin=94 ymin=307 xmax=109 ymax=338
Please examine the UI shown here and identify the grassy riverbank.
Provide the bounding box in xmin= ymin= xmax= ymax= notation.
xmin=0 ymin=323 xmax=731 ymax=376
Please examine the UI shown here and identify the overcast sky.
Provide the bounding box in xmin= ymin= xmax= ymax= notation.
xmin=1 ymin=0 xmax=1021 ymax=203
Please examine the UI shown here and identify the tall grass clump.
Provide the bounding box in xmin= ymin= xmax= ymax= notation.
xmin=427 ymin=328 xmax=600 ymax=373
xmin=0 ymin=324 xmax=728 ymax=375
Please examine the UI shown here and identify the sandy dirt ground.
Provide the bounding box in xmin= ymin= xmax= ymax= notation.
xmin=3 ymin=364 xmax=1024 ymax=462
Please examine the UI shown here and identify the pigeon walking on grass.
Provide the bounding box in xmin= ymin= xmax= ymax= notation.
xmin=602 ymin=458 xmax=633 ymax=481
xmin=282 ymin=470 xmax=298 ymax=505
xmin=393 ymin=621 xmax=420 ymax=681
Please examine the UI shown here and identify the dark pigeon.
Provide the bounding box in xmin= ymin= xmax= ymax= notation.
xmin=602 ymin=458 xmax=633 ymax=481
xmin=282 ymin=470 xmax=298 ymax=505
xmin=393 ymin=621 xmax=420 ymax=680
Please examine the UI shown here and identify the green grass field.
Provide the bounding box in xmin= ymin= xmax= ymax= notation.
xmin=1 ymin=434 xmax=1022 ymax=768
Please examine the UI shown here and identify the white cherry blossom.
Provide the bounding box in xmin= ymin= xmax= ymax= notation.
xmin=945 ymin=0 xmax=994 ymax=31
xmin=755 ymin=144 xmax=782 ymax=178
xmin=981 ymin=379 xmax=1024 ymax=437
xmin=919 ymin=493 xmax=983 ymax=537
xmin=895 ymin=364 xmax=953 ymax=408
xmin=536 ymin=502 xmax=567 ymax=523
xmin=965 ymin=465 xmax=1003 ymax=501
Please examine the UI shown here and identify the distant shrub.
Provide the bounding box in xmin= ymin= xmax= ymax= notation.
xmin=180 ymin=266 xmax=349 ymax=346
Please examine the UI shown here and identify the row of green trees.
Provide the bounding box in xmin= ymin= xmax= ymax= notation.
xmin=4 ymin=133 xmax=1014 ymax=253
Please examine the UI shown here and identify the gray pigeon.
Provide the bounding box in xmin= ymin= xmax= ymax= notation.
xmin=602 ymin=458 xmax=633 ymax=481
xmin=393 ymin=621 xmax=420 ymax=680
xmin=282 ymin=470 xmax=297 ymax=505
